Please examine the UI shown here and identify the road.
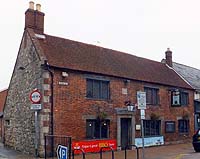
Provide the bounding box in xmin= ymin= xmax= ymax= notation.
xmin=0 ymin=142 xmax=200 ymax=159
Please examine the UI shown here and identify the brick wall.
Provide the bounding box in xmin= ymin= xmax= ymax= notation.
xmin=49 ymin=69 xmax=194 ymax=143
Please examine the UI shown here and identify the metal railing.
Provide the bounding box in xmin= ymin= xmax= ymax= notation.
xmin=124 ymin=145 xmax=139 ymax=159
xmin=44 ymin=135 xmax=72 ymax=159
xmin=100 ymin=146 xmax=115 ymax=159
xmin=72 ymin=148 xmax=86 ymax=159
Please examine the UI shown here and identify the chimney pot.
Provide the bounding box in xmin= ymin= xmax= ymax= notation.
xmin=36 ymin=4 xmax=41 ymax=12
xmin=29 ymin=1 xmax=34 ymax=10
xmin=165 ymin=48 xmax=173 ymax=67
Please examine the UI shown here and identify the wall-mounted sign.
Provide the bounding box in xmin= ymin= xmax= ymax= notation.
xmin=30 ymin=89 xmax=42 ymax=104
xmin=58 ymin=82 xmax=69 ymax=86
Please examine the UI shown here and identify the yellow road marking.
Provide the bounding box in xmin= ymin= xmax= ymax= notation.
xmin=174 ymin=154 xmax=189 ymax=159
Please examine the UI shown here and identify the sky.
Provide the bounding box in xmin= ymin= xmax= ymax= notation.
xmin=1 ymin=0 xmax=200 ymax=90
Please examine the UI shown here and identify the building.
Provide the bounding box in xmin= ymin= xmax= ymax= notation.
xmin=3 ymin=2 xmax=194 ymax=156
xmin=162 ymin=49 xmax=200 ymax=131
xmin=0 ymin=89 xmax=7 ymax=142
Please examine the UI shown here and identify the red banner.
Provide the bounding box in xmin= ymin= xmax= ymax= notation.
xmin=72 ymin=139 xmax=117 ymax=154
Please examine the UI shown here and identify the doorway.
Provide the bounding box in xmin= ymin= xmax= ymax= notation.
xmin=121 ymin=118 xmax=132 ymax=149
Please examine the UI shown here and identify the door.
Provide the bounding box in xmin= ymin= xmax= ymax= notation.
xmin=121 ymin=118 xmax=132 ymax=149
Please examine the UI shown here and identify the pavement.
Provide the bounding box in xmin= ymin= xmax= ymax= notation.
xmin=0 ymin=142 xmax=200 ymax=159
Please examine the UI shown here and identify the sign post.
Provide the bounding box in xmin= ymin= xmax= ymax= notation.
xmin=30 ymin=89 xmax=42 ymax=157
xmin=137 ymin=91 xmax=146 ymax=159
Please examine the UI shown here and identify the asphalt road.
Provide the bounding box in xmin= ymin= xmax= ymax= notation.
xmin=0 ymin=142 xmax=200 ymax=159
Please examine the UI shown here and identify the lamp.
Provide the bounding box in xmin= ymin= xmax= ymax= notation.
xmin=127 ymin=104 xmax=135 ymax=111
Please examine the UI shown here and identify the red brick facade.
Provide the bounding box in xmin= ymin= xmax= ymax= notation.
xmin=45 ymin=69 xmax=194 ymax=144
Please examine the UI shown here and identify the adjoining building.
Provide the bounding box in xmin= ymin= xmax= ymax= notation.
xmin=162 ymin=49 xmax=200 ymax=131
xmin=0 ymin=89 xmax=7 ymax=142
xmin=3 ymin=2 xmax=194 ymax=156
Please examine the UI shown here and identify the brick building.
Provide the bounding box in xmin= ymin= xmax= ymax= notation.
xmin=162 ymin=50 xmax=200 ymax=131
xmin=4 ymin=2 xmax=195 ymax=156
xmin=0 ymin=89 xmax=7 ymax=142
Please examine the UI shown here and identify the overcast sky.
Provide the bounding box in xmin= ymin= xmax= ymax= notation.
xmin=1 ymin=0 xmax=200 ymax=90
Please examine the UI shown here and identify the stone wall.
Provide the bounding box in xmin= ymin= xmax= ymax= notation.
xmin=3 ymin=31 xmax=44 ymax=154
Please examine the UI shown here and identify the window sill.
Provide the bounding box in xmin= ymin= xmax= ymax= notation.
xmin=146 ymin=104 xmax=160 ymax=106
xmin=86 ymin=97 xmax=110 ymax=102
xmin=85 ymin=138 xmax=110 ymax=141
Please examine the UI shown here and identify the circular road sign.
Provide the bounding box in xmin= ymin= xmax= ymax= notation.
xmin=30 ymin=89 xmax=42 ymax=104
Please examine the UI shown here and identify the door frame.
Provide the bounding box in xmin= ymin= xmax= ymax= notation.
xmin=117 ymin=114 xmax=135 ymax=149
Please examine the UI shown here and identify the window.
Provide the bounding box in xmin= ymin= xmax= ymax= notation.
xmin=178 ymin=119 xmax=189 ymax=133
xmin=144 ymin=87 xmax=159 ymax=105
xmin=143 ymin=120 xmax=161 ymax=136
xmin=86 ymin=119 xmax=110 ymax=139
xmin=171 ymin=90 xmax=189 ymax=106
xmin=86 ymin=79 xmax=109 ymax=100
xmin=165 ymin=121 xmax=175 ymax=133
xmin=181 ymin=92 xmax=189 ymax=106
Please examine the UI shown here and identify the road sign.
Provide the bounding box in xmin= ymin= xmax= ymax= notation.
xmin=57 ymin=145 xmax=68 ymax=159
xmin=30 ymin=89 xmax=42 ymax=104
xmin=31 ymin=104 xmax=42 ymax=110
xmin=137 ymin=91 xmax=146 ymax=109
xmin=140 ymin=109 xmax=145 ymax=119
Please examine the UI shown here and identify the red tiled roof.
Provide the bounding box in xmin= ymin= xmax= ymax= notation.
xmin=0 ymin=89 xmax=7 ymax=112
xmin=31 ymin=31 xmax=192 ymax=89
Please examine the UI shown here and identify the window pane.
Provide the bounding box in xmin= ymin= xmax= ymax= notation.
xmin=93 ymin=80 xmax=100 ymax=98
xmin=86 ymin=120 xmax=95 ymax=139
xmin=178 ymin=120 xmax=189 ymax=133
xmin=181 ymin=92 xmax=188 ymax=106
xmin=101 ymin=120 xmax=110 ymax=138
xmin=144 ymin=87 xmax=159 ymax=105
xmin=144 ymin=120 xmax=161 ymax=136
xmin=86 ymin=79 xmax=93 ymax=98
xmin=165 ymin=121 xmax=175 ymax=133
xmin=101 ymin=81 xmax=109 ymax=99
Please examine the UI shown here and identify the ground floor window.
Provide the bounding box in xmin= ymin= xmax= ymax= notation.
xmin=143 ymin=120 xmax=161 ymax=136
xmin=86 ymin=119 xmax=110 ymax=139
xmin=178 ymin=119 xmax=189 ymax=133
xmin=165 ymin=121 xmax=176 ymax=133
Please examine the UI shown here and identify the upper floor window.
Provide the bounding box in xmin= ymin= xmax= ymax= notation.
xmin=171 ymin=90 xmax=189 ymax=106
xmin=144 ymin=87 xmax=159 ymax=105
xmin=86 ymin=79 xmax=110 ymax=100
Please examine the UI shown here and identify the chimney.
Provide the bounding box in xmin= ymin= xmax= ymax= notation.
xmin=165 ymin=48 xmax=172 ymax=67
xmin=25 ymin=1 xmax=45 ymax=34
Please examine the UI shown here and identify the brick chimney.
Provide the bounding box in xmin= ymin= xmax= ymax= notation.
xmin=25 ymin=1 xmax=45 ymax=34
xmin=165 ymin=48 xmax=172 ymax=67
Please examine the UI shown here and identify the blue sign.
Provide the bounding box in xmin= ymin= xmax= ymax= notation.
xmin=57 ymin=145 xmax=68 ymax=159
